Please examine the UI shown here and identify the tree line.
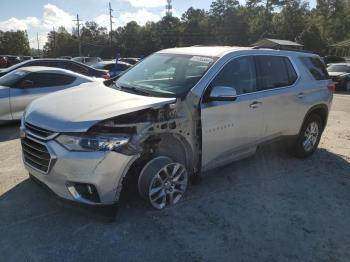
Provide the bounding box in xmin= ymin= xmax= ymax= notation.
xmin=1 ymin=0 xmax=350 ymax=58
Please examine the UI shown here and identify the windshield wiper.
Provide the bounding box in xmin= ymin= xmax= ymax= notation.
xmin=118 ymin=85 xmax=151 ymax=96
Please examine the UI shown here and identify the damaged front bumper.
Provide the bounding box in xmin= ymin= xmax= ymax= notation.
xmin=23 ymin=136 xmax=138 ymax=205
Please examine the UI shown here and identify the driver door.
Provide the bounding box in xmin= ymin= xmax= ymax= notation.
xmin=200 ymin=56 xmax=264 ymax=171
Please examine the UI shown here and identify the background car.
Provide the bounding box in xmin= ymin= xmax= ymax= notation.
xmin=0 ymin=66 xmax=95 ymax=120
xmin=327 ymin=63 xmax=350 ymax=91
xmin=0 ymin=55 xmax=21 ymax=67
xmin=92 ymin=61 xmax=131 ymax=77
xmin=20 ymin=56 xmax=33 ymax=61
xmin=0 ymin=59 xmax=110 ymax=79
xmin=119 ymin=58 xmax=140 ymax=65
xmin=71 ymin=57 xmax=102 ymax=66
xmin=323 ymin=55 xmax=346 ymax=66
xmin=59 ymin=56 xmax=72 ymax=60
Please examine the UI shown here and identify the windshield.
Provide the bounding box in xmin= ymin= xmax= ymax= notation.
xmin=327 ymin=64 xmax=350 ymax=73
xmin=115 ymin=53 xmax=216 ymax=97
xmin=0 ymin=69 xmax=28 ymax=87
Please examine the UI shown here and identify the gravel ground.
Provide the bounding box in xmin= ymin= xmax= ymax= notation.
xmin=0 ymin=94 xmax=349 ymax=262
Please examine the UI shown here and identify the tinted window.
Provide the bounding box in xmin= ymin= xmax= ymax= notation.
xmin=0 ymin=70 xmax=29 ymax=87
xmin=257 ymin=56 xmax=297 ymax=90
xmin=30 ymin=61 xmax=50 ymax=67
xmin=211 ymin=56 xmax=257 ymax=95
xmin=19 ymin=73 xmax=75 ymax=88
xmin=300 ymin=57 xmax=329 ymax=80
xmin=64 ymin=62 xmax=88 ymax=75
xmin=116 ymin=64 xmax=130 ymax=71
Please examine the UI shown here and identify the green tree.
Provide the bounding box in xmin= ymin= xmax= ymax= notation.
xmin=0 ymin=30 xmax=30 ymax=55
xmin=181 ymin=7 xmax=211 ymax=45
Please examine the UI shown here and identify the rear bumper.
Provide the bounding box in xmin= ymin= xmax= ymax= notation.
xmin=23 ymin=138 xmax=138 ymax=205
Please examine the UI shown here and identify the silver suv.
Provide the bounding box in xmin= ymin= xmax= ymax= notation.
xmin=20 ymin=47 xmax=333 ymax=209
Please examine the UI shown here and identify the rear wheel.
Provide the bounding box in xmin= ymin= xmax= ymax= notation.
xmin=293 ymin=114 xmax=323 ymax=158
xmin=138 ymin=156 xmax=188 ymax=209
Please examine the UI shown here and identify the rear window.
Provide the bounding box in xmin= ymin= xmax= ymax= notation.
xmin=300 ymin=57 xmax=329 ymax=80
xmin=256 ymin=56 xmax=298 ymax=90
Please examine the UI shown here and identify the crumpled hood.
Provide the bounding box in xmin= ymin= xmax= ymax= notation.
xmin=25 ymin=82 xmax=176 ymax=132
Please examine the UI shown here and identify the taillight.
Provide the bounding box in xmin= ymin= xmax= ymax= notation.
xmin=328 ymin=83 xmax=336 ymax=93
xmin=101 ymin=73 xmax=110 ymax=79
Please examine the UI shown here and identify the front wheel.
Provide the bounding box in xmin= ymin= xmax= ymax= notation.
xmin=138 ymin=156 xmax=188 ymax=209
xmin=293 ymin=114 xmax=323 ymax=158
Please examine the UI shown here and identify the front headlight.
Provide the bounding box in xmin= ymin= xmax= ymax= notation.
xmin=56 ymin=134 xmax=130 ymax=152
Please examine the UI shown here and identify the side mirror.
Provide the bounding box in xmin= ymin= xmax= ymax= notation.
xmin=20 ymin=80 xmax=34 ymax=88
xmin=209 ymin=86 xmax=237 ymax=101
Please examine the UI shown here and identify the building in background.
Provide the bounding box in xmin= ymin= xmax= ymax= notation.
xmin=252 ymin=38 xmax=304 ymax=50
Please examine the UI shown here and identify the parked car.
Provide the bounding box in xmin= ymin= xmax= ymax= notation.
xmin=20 ymin=56 xmax=33 ymax=61
xmin=323 ymin=55 xmax=346 ymax=66
xmin=92 ymin=61 xmax=132 ymax=77
xmin=0 ymin=66 xmax=95 ymax=121
xmin=327 ymin=63 xmax=350 ymax=91
xmin=72 ymin=57 xmax=102 ymax=66
xmin=0 ymin=59 xmax=110 ymax=79
xmin=59 ymin=56 xmax=72 ymax=60
xmin=119 ymin=58 xmax=140 ymax=65
xmin=21 ymin=46 xmax=333 ymax=210
xmin=0 ymin=55 xmax=21 ymax=67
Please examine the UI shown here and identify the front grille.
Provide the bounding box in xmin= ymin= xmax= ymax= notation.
xmin=21 ymin=136 xmax=51 ymax=173
xmin=25 ymin=122 xmax=56 ymax=140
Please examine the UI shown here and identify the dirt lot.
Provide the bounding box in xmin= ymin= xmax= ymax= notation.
xmin=0 ymin=94 xmax=349 ymax=262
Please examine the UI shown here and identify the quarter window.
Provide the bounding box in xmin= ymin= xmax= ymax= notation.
xmin=300 ymin=57 xmax=329 ymax=80
xmin=211 ymin=56 xmax=257 ymax=95
xmin=256 ymin=56 xmax=297 ymax=90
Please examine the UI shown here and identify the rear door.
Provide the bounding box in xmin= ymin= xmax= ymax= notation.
xmin=254 ymin=55 xmax=301 ymax=138
xmin=9 ymin=73 xmax=76 ymax=119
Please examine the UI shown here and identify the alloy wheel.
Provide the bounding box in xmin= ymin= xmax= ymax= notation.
xmin=302 ymin=121 xmax=319 ymax=152
xmin=148 ymin=162 xmax=188 ymax=209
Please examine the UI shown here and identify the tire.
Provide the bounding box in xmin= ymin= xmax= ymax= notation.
xmin=293 ymin=114 xmax=323 ymax=158
xmin=138 ymin=156 xmax=188 ymax=210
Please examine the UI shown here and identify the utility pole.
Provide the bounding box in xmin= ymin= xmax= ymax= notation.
xmin=73 ymin=14 xmax=82 ymax=56
xmin=52 ymin=26 xmax=56 ymax=56
xmin=36 ymin=32 xmax=40 ymax=57
xmin=109 ymin=2 xmax=114 ymax=49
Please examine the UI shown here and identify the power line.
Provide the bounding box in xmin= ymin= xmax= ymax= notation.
xmin=73 ymin=14 xmax=83 ymax=56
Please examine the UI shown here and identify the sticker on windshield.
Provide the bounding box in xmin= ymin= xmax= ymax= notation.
xmin=190 ymin=56 xmax=213 ymax=64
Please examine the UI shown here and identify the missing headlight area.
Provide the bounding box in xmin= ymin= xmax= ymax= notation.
xmin=88 ymin=102 xmax=197 ymax=163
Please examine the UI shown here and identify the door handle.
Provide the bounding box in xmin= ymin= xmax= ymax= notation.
xmin=297 ymin=92 xmax=305 ymax=99
xmin=249 ymin=101 xmax=262 ymax=109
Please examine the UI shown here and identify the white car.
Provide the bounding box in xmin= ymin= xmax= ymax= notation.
xmin=0 ymin=66 xmax=96 ymax=121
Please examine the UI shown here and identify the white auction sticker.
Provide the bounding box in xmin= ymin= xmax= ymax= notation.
xmin=190 ymin=56 xmax=213 ymax=64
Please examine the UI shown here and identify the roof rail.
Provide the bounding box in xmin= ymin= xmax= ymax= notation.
xmin=252 ymin=46 xmax=315 ymax=54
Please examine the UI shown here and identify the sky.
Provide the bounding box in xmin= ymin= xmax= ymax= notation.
xmin=0 ymin=0 xmax=317 ymax=49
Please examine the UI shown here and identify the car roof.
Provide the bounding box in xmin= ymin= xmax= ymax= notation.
xmin=158 ymin=46 xmax=251 ymax=57
xmin=157 ymin=46 xmax=317 ymax=58
xmin=328 ymin=63 xmax=350 ymax=66
xmin=18 ymin=66 xmax=73 ymax=73
xmin=98 ymin=61 xmax=131 ymax=66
